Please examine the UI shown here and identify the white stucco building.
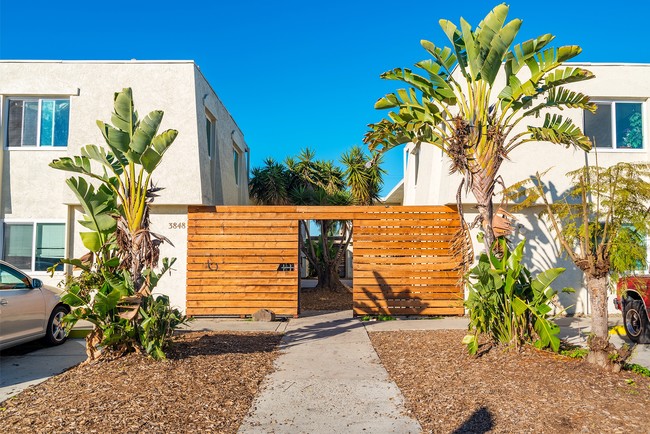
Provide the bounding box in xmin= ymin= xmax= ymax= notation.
xmin=0 ymin=60 xmax=250 ymax=312
xmin=384 ymin=63 xmax=650 ymax=315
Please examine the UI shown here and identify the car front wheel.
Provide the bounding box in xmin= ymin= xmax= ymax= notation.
xmin=623 ymin=299 xmax=650 ymax=344
xmin=44 ymin=305 xmax=69 ymax=346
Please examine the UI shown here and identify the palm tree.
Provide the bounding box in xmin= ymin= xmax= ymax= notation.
xmin=364 ymin=3 xmax=595 ymax=251
xmin=341 ymin=145 xmax=386 ymax=205
xmin=250 ymin=147 xmax=384 ymax=291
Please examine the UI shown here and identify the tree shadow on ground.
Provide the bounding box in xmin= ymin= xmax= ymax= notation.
xmin=451 ymin=406 xmax=495 ymax=434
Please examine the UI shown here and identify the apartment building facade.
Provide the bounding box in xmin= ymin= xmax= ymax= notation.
xmin=385 ymin=63 xmax=650 ymax=314
xmin=0 ymin=60 xmax=250 ymax=312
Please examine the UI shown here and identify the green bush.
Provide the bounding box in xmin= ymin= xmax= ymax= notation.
xmin=464 ymin=238 xmax=564 ymax=354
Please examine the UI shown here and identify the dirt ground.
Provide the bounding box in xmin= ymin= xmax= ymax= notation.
xmin=370 ymin=329 xmax=650 ymax=434
xmin=300 ymin=287 xmax=352 ymax=311
xmin=0 ymin=332 xmax=282 ymax=434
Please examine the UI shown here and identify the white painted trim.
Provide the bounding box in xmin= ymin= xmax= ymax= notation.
xmin=587 ymin=100 xmax=646 ymax=151
xmin=3 ymin=97 xmax=71 ymax=149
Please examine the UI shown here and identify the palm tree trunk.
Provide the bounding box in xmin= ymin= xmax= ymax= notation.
xmin=472 ymin=183 xmax=496 ymax=252
xmin=585 ymin=274 xmax=612 ymax=367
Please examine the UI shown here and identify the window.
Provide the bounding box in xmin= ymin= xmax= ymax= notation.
xmin=584 ymin=102 xmax=644 ymax=150
xmin=205 ymin=111 xmax=215 ymax=159
xmin=2 ymin=222 xmax=65 ymax=272
xmin=233 ymin=145 xmax=242 ymax=185
xmin=7 ymin=98 xmax=70 ymax=148
xmin=0 ymin=263 xmax=30 ymax=290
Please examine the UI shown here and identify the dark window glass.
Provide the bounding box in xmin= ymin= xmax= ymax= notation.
xmin=7 ymin=100 xmax=24 ymax=147
xmin=584 ymin=103 xmax=612 ymax=148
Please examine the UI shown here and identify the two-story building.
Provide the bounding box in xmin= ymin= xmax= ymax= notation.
xmin=0 ymin=60 xmax=250 ymax=312
xmin=384 ymin=63 xmax=650 ymax=315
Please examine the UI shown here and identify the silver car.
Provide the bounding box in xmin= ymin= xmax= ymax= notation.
xmin=0 ymin=260 xmax=69 ymax=350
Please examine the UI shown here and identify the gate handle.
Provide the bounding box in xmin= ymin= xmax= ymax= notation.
xmin=207 ymin=260 xmax=218 ymax=271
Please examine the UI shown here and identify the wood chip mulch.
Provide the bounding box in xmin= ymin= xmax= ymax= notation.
xmin=0 ymin=332 xmax=282 ymax=434
xmin=370 ymin=329 xmax=650 ymax=434
xmin=300 ymin=288 xmax=352 ymax=311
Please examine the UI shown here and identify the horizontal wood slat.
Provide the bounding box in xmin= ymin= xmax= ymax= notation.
xmin=187 ymin=205 xmax=465 ymax=318
xmin=352 ymin=206 xmax=464 ymax=317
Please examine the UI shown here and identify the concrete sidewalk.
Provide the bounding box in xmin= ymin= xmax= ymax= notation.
xmin=238 ymin=310 xmax=422 ymax=433
xmin=0 ymin=339 xmax=87 ymax=402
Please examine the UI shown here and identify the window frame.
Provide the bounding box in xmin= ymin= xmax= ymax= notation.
xmin=4 ymin=96 xmax=71 ymax=150
xmin=584 ymin=100 xmax=646 ymax=152
xmin=0 ymin=220 xmax=67 ymax=275
xmin=205 ymin=110 xmax=216 ymax=160
xmin=233 ymin=142 xmax=243 ymax=186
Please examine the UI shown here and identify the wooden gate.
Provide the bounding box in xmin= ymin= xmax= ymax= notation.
xmin=186 ymin=207 xmax=299 ymax=316
xmin=187 ymin=206 xmax=465 ymax=317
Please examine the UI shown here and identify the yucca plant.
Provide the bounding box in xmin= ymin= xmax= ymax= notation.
xmin=364 ymin=3 xmax=595 ymax=250
xmin=249 ymin=147 xmax=384 ymax=292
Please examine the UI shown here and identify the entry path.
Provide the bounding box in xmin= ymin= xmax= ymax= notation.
xmin=238 ymin=310 xmax=421 ymax=433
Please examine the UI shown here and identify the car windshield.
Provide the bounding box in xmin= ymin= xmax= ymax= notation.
xmin=0 ymin=264 xmax=30 ymax=290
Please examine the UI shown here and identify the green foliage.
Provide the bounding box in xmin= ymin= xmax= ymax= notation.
xmin=624 ymin=363 xmax=650 ymax=378
xmin=250 ymin=146 xmax=384 ymax=291
xmin=364 ymin=3 xmax=594 ymax=249
xmin=464 ymin=238 xmax=563 ymax=354
xmin=139 ymin=294 xmax=188 ymax=360
xmin=559 ymin=346 xmax=589 ymax=359
xmin=51 ymin=88 xmax=186 ymax=361
xmin=361 ymin=314 xmax=395 ymax=321
xmin=505 ymin=162 xmax=650 ymax=280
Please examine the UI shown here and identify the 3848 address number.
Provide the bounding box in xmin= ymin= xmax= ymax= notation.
xmin=168 ymin=222 xmax=187 ymax=229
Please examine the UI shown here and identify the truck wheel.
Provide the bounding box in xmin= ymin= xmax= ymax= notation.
xmin=623 ymin=299 xmax=650 ymax=344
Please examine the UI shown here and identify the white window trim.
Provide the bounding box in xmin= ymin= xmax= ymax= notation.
xmin=0 ymin=219 xmax=67 ymax=275
xmin=4 ymin=96 xmax=71 ymax=150
xmin=586 ymin=100 xmax=646 ymax=153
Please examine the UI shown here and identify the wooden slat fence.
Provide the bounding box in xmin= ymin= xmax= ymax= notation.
xmin=187 ymin=205 xmax=465 ymax=317
xmin=187 ymin=207 xmax=299 ymax=316
xmin=353 ymin=207 xmax=465 ymax=316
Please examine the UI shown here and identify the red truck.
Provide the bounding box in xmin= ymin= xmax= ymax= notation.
xmin=615 ymin=276 xmax=650 ymax=344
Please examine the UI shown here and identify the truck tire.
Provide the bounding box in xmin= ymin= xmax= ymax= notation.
xmin=623 ymin=299 xmax=650 ymax=344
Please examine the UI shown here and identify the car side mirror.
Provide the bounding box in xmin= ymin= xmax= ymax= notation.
xmin=31 ymin=278 xmax=43 ymax=289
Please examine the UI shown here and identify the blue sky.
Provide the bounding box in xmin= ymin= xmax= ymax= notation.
xmin=2 ymin=0 xmax=649 ymax=194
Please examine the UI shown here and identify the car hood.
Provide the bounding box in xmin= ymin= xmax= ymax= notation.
xmin=42 ymin=283 xmax=65 ymax=298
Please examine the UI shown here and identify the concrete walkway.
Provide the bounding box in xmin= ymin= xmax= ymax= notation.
xmin=0 ymin=339 xmax=87 ymax=402
xmin=238 ymin=310 xmax=421 ymax=433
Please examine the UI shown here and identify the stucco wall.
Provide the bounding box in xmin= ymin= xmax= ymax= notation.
xmin=0 ymin=61 xmax=249 ymax=312
xmin=400 ymin=64 xmax=650 ymax=315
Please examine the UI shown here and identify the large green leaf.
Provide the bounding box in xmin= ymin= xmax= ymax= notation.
xmin=66 ymin=177 xmax=116 ymax=234
xmin=130 ymin=110 xmax=163 ymax=155
xmin=50 ymin=156 xmax=95 ymax=178
xmin=80 ymin=144 xmax=124 ymax=176
xmin=110 ymin=88 xmax=136 ymax=135
xmin=480 ymin=18 xmax=521 ymax=85
xmin=531 ymin=267 xmax=565 ymax=293
xmin=80 ymin=231 xmax=102 ymax=252
xmin=97 ymin=121 xmax=130 ymax=154
xmin=533 ymin=317 xmax=560 ymax=352
xmin=141 ymin=129 xmax=178 ymax=173
xmin=527 ymin=114 xmax=592 ymax=150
